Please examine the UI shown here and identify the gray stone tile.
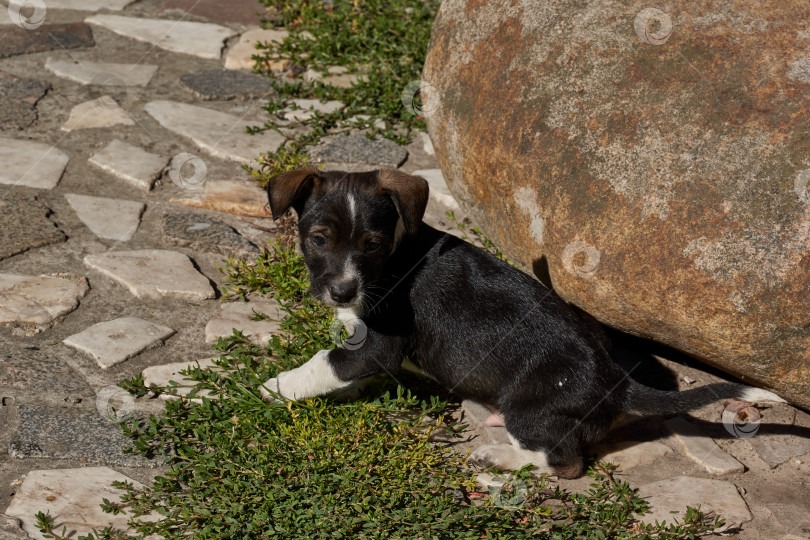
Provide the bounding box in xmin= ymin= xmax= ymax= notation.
xmin=61 ymin=96 xmax=134 ymax=131
xmin=0 ymin=347 xmax=94 ymax=402
xmin=0 ymin=273 xmax=88 ymax=328
xmin=63 ymin=316 xmax=175 ymax=369
xmin=637 ymin=476 xmax=752 ymax=531
xmin=0 ymin=137 xmax=69 ymax=190
xmin=309 ymin=131 xmax=408 ymax=168
xmin=10 ymin=405 xmax=154 ymax=467
xmin=0 ymin=23 xmax=95 ymax=59
xmin=204 ymin=299 xmax=282 ymax=345
xmin=88 ymin=139 xmax=167 ymax=191
xmin=0 ymin=514 xmax=26 ymax=539
xmin=160 ymin=212 xmax=258 ymax=258
xmin=169 ymin=178 xmax=270 ymax=218
xmin=65 ymin=193 xmax=144 ymax=241
xmin=5 ymin=466 xmax=152 ymax=540
xmin=180 ymin=69 xmax=274 ymax=100
xmin=45 ymin=58 xmax=157 ymax=86
xmin=83 ymin=249 xmax=216 ymax=301
xmin=145 ymin=100 xmax=285 ymax=165
xmin=0 ymin=72 xmax=50 ymax=130
xmin=86 ymin=14 xmax=236 ymax=59
xmin=665 ymin=417 xmax=745 ymax=475
xmin=278 ymin=98 xmax=345 ymax=122
xmin=142 ymin=357 xmax=220 ymax=401
xmin=0 ymin=193 xmax=66 ymax=261
xmin=594 ymin=440 xmax=673 ymax=471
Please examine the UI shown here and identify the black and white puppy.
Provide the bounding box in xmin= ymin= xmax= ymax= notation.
xmin=259 ymin=167 xmax=784 ymax=478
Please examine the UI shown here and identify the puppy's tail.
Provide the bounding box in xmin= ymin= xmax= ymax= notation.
xmin=623 ymin=380 xmax=785 ymax=415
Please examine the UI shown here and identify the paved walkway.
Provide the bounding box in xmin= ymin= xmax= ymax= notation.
xmin=0 ymin=1 xmax=808 ymax=539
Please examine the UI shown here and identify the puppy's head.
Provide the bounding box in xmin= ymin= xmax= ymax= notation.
xmin=266 ymin=168 xmax=429 ymax=310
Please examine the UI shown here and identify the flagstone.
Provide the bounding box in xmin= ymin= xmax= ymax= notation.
xmin=180 ymin=69 xmax=273 ymax=100
xmin=0 ymin=273 xmax=88 ymax=327
xmin=665 ymin=417 xmax=745 ymax=475
xmin=8 ymin=0 xmax=136 ymax=11
xmin=0 ymin=137 xmax=69 ymax=190
xmin=83 ymin=249 xmax=216 ymax=301
xmin=142 ymin=357 xmax=220 ymax=401
xmin=61 ymin=96 xmax=134 ymax=131
xmin=86 ymin=14 xmax=236 ymax=59
xmin=88 ymin=139 xmax=167 ymax=191
xmin=224 ymin=28 xmax=290 ymax=70
xmin=637 ymin=477 xmax=752 ymax=531
xmin=170 ymin=178 xmax=270 ymax=217
xmin=309 ymin=131 xmax=407 ymax=168
xmin=45 ymin=57 xmax=157 ymax=86
xmin=161 ymin=212 xmax=259 ymax=258
xmin=0 ymin=346 xmax=93 ymax=401
xmin=63 ymin=316 xmax=175 ymax=369
xmin=65 ymin=193 xmax=144 ymax=241
xmin=5 ymin=467 xmax=153 ymax=540
xmin=0 ymin=193 xmax=66 ymax=261
xmin=279 ymin=98 xmax=345 ymax=122
xmin=204 ymin=299 xmax=282 ymax=345
xmin=145 ymin=100 xmax=285 ymax=165
xmin=595 ymin=440 xmax=673 ymax=471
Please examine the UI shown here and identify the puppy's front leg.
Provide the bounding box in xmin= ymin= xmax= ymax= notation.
xmin=260 ymin=350 xmax=352 ymax=402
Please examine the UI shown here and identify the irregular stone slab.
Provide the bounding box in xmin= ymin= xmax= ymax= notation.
xmin=225 ymin=28 xmax=289 ymax=70
xmin=63 ymin=316 xmax=175 ymax=369
xmin=142 ymin=357 xmax=220 ymax=401
xmin=10 ymin=405 xmax=154 ymax=466
xmin=170 ymin=178 xmax=269 ymax=218
xmin=0 ymin=23 xmax=94 ymax=59
xmin=424 ymin=0 xmax=810 ymax=410
xmin=204 ymin=299 xmax=282 ymax=345
xmin=0 ymin=347 xmax=93 ymax=401
xmin=0 ymin=514 xmax=27 ymax=539
xmin=309 ymin=131 xmax=408 ymax=168
xmin=5 ymin=467 xmax=152 ymax=540
xmin=746 ymin=405 xmax=810 ymax=468
xmin=0 ymin=193 xmax=65 ymax=261
xmin=65 ymin=193 xmax=144 ymax=241
xmin=88 ymin=139 xmax=167 ymax=191
xmin=45 ymin=58 xmax=157 ymax=86
xmin=61 ymin=96 xmax=134 ymax=131
xmin=180 ymin=69 xmax=273 ymax=100
xmin=161 ymin=212 xmax=259 ymax=258
xmin=0 ymin=273 xmax=88 ymax=327
xmin=279 ymin=98 xmax=345 ymax=122
xmin=84 ymin=249 xmax=215 ymax=301
xmin=0 ymin=137 xmax=69 ymax=190
xmin=86 ymin=14 xmax=236 ymax=59
xmin=9 ymin=0 xmax=136 ymax=10
xmin=0 ymin=72 xmax=50 ymax=130
xmin=303 ymin=66 xmax=361 ymax=89
xmin=665 ymin=417 xmax=745 ymax=475
xmin=145 ymin=101 xmax=284 ymax=165
xmin=637 ymin=477 xmax=752 ymax=530
xmin=595 ymin=440 xmax=673 ymax=471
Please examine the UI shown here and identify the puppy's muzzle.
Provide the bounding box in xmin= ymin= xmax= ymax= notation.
xmin=329 ymin=279 xmax=359 ymax=304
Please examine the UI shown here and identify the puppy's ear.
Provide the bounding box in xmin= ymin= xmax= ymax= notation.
xmin=266 ymin=167 xmax=322 ymax=219
xmin=377 ymin=169 xmax=429 ymax=235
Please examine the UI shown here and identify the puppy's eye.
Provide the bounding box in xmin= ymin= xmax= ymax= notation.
xmin=365 ymin=241 xmax=382 ymax=253
xmin=311 ymin=234 xmax=327 ymax=247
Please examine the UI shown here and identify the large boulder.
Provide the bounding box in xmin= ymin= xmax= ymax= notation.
xmin=423 ymin=1 xmax=810 ymax=408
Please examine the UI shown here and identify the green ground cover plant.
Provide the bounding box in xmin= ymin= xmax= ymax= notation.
xmin=37 ymin=241 xmax=724 ymax=539
xmin=247 ymin=0 xmax=440 ymax=182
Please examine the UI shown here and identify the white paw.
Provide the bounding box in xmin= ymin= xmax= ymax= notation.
xmin=259 ymin=377 xmax=282 ymax=403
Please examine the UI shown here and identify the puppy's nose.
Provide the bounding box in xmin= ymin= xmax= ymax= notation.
xmin=329 ymin=280 xmax=359 ymax=304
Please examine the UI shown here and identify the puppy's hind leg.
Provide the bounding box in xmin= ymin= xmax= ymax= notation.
xmin=469 ymin=416 xmax=584 ymax=479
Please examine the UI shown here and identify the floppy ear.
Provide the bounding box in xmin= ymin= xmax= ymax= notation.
xmin=377 ymin=169 xmax=430 ymax=235
xmin=266 ymin=167 xmax=322 ymax=219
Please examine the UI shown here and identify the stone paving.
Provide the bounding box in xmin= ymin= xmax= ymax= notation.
xmin=0 ymin=1 xmax=808 ymax=539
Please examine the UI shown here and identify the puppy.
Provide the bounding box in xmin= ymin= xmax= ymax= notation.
xmin=259 ymin=167 xmax=784 ymax=478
